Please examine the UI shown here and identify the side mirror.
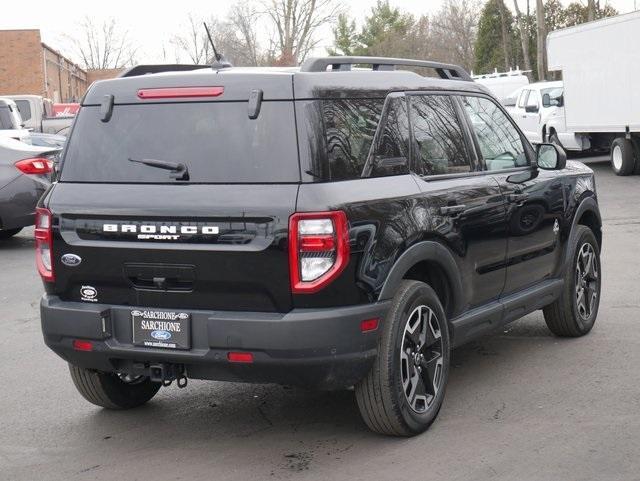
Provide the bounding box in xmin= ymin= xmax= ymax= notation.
xmin=525 ymin=104 xmax=539 ymax=114
xmin=537 ymin=143 xmax=567 ymax=170
xmin=542 ymin=93 xmax=551 ymax=107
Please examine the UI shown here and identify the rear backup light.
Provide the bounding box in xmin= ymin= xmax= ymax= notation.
xmin=137 ymin=86 xmax=224 ymax=99
xmin=35 ymin=207 xmax=54 ymax=282
xmin=15 ymin=157 xmax=53 ymax=175
xmin=227 ymin=352 xmax=254 ymax=363
xmin=289 ymin=211 xmax=350 ymax=294
xmin=73 ymin=340 xmax=93 ymax=352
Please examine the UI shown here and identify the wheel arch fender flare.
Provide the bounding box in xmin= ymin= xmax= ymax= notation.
xmin=377 ymin=241 xmax=464 ymax=317
xmin=563 ymin=196 xmax=602 ymax=267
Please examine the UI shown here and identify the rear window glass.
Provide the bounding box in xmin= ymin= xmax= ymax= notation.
xmin=60 ymin=102 xmax=300 ymax=183
xmin=322 ymin=98 xmax=384 ymax=180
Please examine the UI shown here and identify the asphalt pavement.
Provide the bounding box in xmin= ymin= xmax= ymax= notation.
xmin=2 ymin=156 xmax=639 ymax=481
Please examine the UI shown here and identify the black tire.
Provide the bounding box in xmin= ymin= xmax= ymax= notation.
xmin=69 ymin=364 xmax=161 ymax=409
xmin=0 ymin=228 xmax=22 ymax=239
xmin=611 ymin=138 xmax=635 ymax=176
xmin=355 ymin=280 xmax=450 ymax=436
xmin=549 ymin=130 xmax=562 ymax=149
xmin=543 ymin=225 xmax=601 ymax=337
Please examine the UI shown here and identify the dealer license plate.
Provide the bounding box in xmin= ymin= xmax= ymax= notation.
xmin=131 ymin=309 xmax=191 ymax=350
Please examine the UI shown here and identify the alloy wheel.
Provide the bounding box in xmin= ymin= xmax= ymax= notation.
xmin=400 ymin=305 xmax=444 ymax=413
xmin=575 ymin=242 xmax=599 ymax=320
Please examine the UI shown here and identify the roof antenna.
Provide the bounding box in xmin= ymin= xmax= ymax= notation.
xmin=203 ymin=22 xmax=232 ymax=70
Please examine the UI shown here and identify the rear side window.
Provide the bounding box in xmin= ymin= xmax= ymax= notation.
xmin=322 ymin=98 xmax=384 ymax=180
xmin=15 ymin=100 xmax=31 ymax=121
xmin=366 ymin=96 xmax=410 ymax=177
xmin=60 ymin=102 xmax=300 ymax=183
xmin=409 ymin=95 xmax=471 ymax=175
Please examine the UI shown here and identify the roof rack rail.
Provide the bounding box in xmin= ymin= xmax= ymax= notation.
xmin=118 ymin=64 xmax=210 ymax=78
xmin=300 ymin=56 xmax=472 ymax=81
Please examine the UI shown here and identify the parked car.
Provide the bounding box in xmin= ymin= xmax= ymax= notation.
xmin=547 ymin=10 xmax=640 ymax=175
xmin=505 ymin=81 xmax=581 ymax=149
xmin=0 ymin=98 xmax=29 ymax=142
xmin=5 ymin=95 xmax=75 ymax=136
xmin=38 ymin=57 xmax=602 ymax=437
xmin=0 ymin=137 xmax=59 ymax=238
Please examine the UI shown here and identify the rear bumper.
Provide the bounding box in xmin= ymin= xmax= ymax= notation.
xmin=40 ymin=295 xmax=389 ymax=390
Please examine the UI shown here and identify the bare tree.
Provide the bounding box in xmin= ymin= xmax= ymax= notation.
xmin=265 ymin=0 xmax=339 ymax=65
xmin=536 ymin=0 xmax=547 ymax=80
xmin=513 ymin=0 xmax=532 ymax=72
xmin=226 ymin=2 xmax=262 ymax=65
xmin=430 ymin=0 xmax=480 ymax=71
xmin=171 ymin=14 xmax=216 ymax=64
xmin=70 ymin=17 xmax=137 ymax=69
xmin=587 ymin=0 xmax=596 ymax=21
xmin=172 ymin=8 xmax=263 ymax=67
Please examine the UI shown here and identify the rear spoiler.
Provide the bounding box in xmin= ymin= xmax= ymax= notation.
xmin=119 ymin=65 xmax=210 ymax=78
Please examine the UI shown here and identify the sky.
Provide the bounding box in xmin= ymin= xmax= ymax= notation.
xmin=0 ymin=0 xmax=637 ymax=65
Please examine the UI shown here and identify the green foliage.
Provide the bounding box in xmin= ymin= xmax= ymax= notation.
xmin=474 ymin=0 xmax=517 ymax=74
xmin=563 ymin=2 xmax=619 ymax=27
xmin=328 ymin=13 xmax=358 ymax=56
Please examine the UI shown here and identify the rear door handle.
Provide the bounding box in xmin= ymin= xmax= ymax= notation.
xmin=440 ymin=204 xmax=467 ymax=216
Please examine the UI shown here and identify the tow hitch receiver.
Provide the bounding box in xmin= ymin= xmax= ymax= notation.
xmin=149 ymin=363 xmax=188 ymax=388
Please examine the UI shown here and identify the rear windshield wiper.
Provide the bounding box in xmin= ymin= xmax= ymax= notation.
xmin=128 ymin=157 xmax=190 ymax=181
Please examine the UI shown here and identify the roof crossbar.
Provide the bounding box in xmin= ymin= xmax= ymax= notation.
xmin=300 ymin=56 xmax=472 ymax=81
xmin=118 ymin=64 xmax=210 ymax=78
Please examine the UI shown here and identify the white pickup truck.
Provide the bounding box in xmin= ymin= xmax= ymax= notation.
xmin=5 ymin=95 xmax=75 ymax=136
xmin=505 ymin=81 xmax=589 ymax=151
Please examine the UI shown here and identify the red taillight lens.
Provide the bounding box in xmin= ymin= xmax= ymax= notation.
xmin=73 ymin=340 xmax=93 ymax=352
xmin=227 ymin=352 xmax=254 ymax=363
xmin=35 ymin=207 xmax=54 ymax=282
xmin=137 ymin=86 xmax=224 ymax=99
xmin=15 ymin=157 xmax=53 ymax=175
xmin=289 ymin=211 xmax=350 ymax=294
xmin=360 ymin=318 xmax=379 ymax=333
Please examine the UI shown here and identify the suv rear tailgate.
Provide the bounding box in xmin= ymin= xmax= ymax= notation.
xmin=47 ymin=183 xmax=297 ymax=312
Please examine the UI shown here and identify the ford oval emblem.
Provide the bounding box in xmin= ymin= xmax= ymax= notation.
xmin=61 ymin=253 xmax=82 ymax=266
xmin=151 ymin=330 xmax=172 ymax=341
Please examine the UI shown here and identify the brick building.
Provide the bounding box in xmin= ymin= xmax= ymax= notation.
xmin=0 ymin=29 xmax=123 ymax=103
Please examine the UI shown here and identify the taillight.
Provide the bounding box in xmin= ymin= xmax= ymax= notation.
xmin=137 ymin=86 xmax=224 ymax=99
xmin=35 ymin=207 xmax=54 ymax=282
xmin=15 ymin=157 xmax=53 ymax=175
xmin=289 ymin=211 xmax=350 ymax=294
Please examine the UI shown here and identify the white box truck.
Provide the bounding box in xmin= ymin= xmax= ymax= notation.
xmin=547 ymin=11 xmax=640 ymax=175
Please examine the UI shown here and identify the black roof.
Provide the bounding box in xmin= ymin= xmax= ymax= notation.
xmin=83 ymin=56 xmax=490 ymax=105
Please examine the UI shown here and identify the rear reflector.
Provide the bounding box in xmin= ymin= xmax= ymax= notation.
xmin=73 ymin=340 xmax=93 ymax=351
xmin=227 ymin=352 xmax=254 ymax=363
xmin=137 ymin=86 xmax=224 ymax=99
xmin=15 ymin=157 xmax=53 ymax=175
xmin=360 ymin=318 xmax=379 ymax=333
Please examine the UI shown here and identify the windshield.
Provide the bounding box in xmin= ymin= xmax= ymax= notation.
xmin=60 ymin=102 xmax=300 ymax=183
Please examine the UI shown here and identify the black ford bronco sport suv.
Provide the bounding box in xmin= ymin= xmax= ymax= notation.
xmin=38 ymin=56 xmax=602 ymax=436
